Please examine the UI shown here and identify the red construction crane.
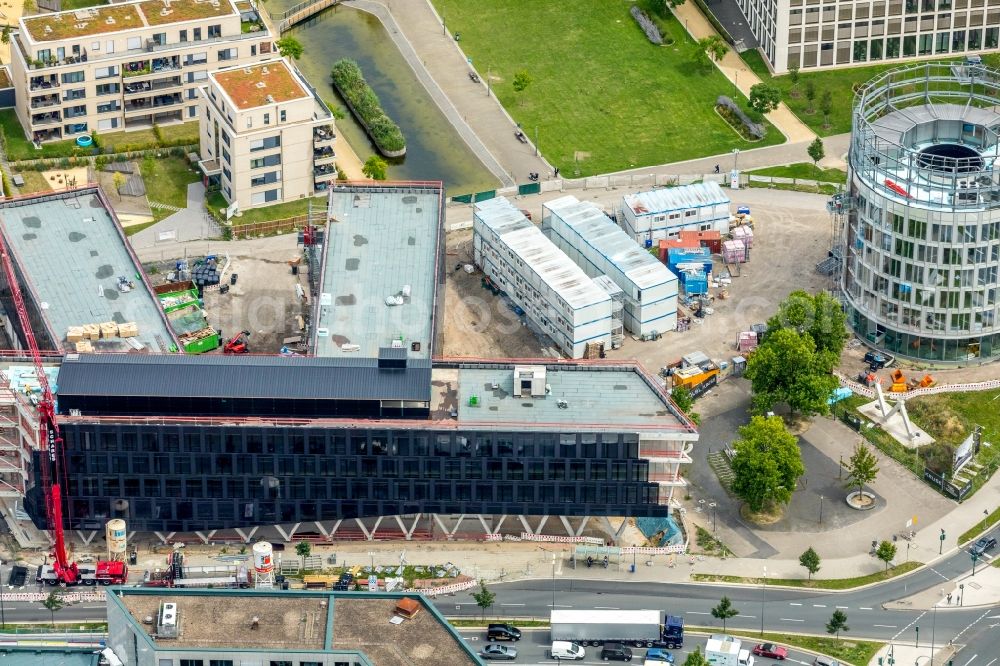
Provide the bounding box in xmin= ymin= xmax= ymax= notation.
xmin=0 ymin=239 xmax=126 ymax=586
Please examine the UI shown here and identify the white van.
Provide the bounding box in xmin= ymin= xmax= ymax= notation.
xmin=550 ymin=641 xmax=586 ymax=660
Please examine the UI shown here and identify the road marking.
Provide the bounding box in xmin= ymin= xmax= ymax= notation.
xmin=836 ymin=606 xmax=849 ymax=609
xmin=952 ymin=609 xmax=992 ymax=641
xmin=780 ymin=618 xmax=805 ymax=622
xmin=595 ymin=606 xmax=619 ymax=610
xmin=928 ymin=567 xmax=951 ymax=581
xmin=688 ymin=611 xmax=710 ymax=615
xmin=500 ymin=603 xmax=525 ymax=606
xmin=860 ymin=607 xmax=874 ymax=611
xmin=892 ymin=611 xmax=926 ymax=640
xmin=873 ymin=624 xmax=898 ymax=628
xmin=736 ymin=615 xmax=756 ymax=619
xmin=547 ymin=604 xmax=572 ymax=608
xmin=813 ymin=604 xmax=827 ymax=608
xmin=983 ymin=659 xmax=996 ymax=666
xmin=962 ymin=656 xmax=978 ymax=666
xmin=789 ymin=602 xmax=803 ymax=606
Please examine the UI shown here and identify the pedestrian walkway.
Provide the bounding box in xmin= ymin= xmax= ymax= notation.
xmin=351 ymin=0 xmax=541 ymax=186
xmin=671 ymin=2 xmax=816 ymax=143
xmin=130 ymin=182 xmax=220 ymax=249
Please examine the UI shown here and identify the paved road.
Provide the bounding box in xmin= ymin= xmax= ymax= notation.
xmin=460 ymin=629 xmax=820 ymax=665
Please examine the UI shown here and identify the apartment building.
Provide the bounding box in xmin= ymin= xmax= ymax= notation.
xmin=10 ymin=0 xmax=275 ymax=143
xmin=198 ymin=58 xmax=335 ymax=209
xmin=737 ymin=0 xmax=1000 ymax=73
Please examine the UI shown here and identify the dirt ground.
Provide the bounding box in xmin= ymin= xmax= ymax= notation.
xmin=95 ymin=163 xmax=153 ymax=221
xmin=442 ymin=186 xmax=835 ymax=368
xmin=145 ymin=244 xmax=310 ymax=354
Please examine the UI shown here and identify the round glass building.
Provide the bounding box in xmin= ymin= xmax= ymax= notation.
xmin=843 ymin=62 xmax=1000 ymax=363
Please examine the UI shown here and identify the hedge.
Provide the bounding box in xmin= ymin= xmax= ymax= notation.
xmin=330 ymin=59 xmax=406 ymax=154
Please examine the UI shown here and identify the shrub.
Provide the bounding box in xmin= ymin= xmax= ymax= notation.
xmin=630 ymin=6 xmax=663 ymax=45
xmin=330 ymin=59 xmax=406 ymax=154
xmin=716 ymin=95 xmax=765 ymax=140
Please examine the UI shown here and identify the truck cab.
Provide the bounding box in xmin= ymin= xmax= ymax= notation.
xmin=661 ymin=615 xmax=684 ymax=649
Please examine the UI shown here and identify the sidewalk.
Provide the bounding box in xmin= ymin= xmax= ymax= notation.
xmin=671 ymin=2 xmax=815 ymax=144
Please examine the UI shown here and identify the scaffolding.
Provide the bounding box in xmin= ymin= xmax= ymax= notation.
xmin=593 ymin=275 xmax=625 ymax=349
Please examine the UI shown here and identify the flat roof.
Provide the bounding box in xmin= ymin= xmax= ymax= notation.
xmin=22 ymin=0 xmax=239 ymax=42
xmin=1 ymin=649 xmax=98 ymax=666
xmin=475 ymin=197 xmax=609 ymax=311
xmin=0 ymin=190 xmax=177 ymax=353
xmin=315 ymin=185 xmax=442 ymax=359
xmin=112 ymin=588 xmax=480 ymax=666
xmin=623 ymin=181 xmax=730 ymax=216
xmin=544 ymin=195 xmax=677 ymax=290
xmin=431 ymin=361 xmax=696 ymax=432
xmin=211 ymin=59 xmax=309 ymax=110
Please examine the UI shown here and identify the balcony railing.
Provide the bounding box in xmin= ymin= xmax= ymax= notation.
xmin=29 ymin=77 xmax=59 ymax=92
xmin=31 ymin=113 xmax=62 ymax=126
xmin=30 ymin=96 xmax=59 ymax=109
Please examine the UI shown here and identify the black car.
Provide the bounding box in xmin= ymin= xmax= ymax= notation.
xmin=487 ymin=623 xmax=522 ymax=642
xmin=864 ymin=351 xmax=889 ymax=370
xmin=970 ymin=536 xmax=998 ymax=557
xmin=600 ymin=642 xmax=633 ymax=662
xmin=333 ymin=572 xmax=353 ymax=591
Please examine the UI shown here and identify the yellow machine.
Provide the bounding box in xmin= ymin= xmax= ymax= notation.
xmin=889 ymin=369 xmax=908 ymax=392
xmin=671 ymin=351 xmax=720 ymax=398
xmin=730 ymin=211 xmax=754 ymax=230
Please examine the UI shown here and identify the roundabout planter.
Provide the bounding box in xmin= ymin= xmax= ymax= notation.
xmin=846 ymin=490 xmax=877 ymax=511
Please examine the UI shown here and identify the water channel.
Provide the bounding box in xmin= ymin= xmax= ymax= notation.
xmin=265 ymin=1 xmax=498 ymax=194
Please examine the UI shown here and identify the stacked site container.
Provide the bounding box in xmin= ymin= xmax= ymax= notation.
xmin=620 ymin=181 xmax=731 ymax=246
xmin=543 ymin=195 xmax=678 ymax=336
xmin=473 ymin=197 xmax=612 ymax=358
xmin=666 ymin=247 xmax=713 ymax=275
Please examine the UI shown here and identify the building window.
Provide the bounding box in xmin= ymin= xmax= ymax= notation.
xmin=186 ymin=53 xmax=208 ymax=66
xmin=152 ymin=32 xmax=166 ymax=46
xmin=188 ymin=106 xmax=197 ymax=118
xmin=250 ymin=135 xmax=281 ymax=152
xmin=853 ymin=40 xmax=868 ymax=61
xmin=127 ymin=36 xmax=141 ymax=50
xmin=97 ymin=101 xmax=119 ymax=114
xmin=250 ymin=154 xmax=281 ymax=168
xmin=280 ymin=109 xmax=286 ymax=122
xmin=96 ymin=83 xmax=120 ymax=95
xmin=209 ymin=24 xmax=222 ymax=38
xmin=60 ymin=71 xmax=84 ymax=84
xmin=886 ymin=36 xmax=901 ymax=57
xmin=94 ymin=65 xmax=118 ymax=79
xmin=221 ymin=131 xmax=230 ymax=147
xmin=223 ymin=166 xmax=232 ymax=182
xmin=222 ymin=148 xmax=231 ymax=164
xmin=251 ymin=188 xmax=281 ymax=205
xmin=194 ymin=28 xmax=202 ymax=41
xmin=264 ymin=112 xmax=270 ymax=125
xmin=180 ymin=29 xmax=188 ymax=42
xmin=903 ymin=35 xmax=917 ymax=56
xmin=179 ymin=661 xmax=204 ymax=666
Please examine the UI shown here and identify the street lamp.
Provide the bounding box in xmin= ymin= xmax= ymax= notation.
xmin=368 ymin=551 xmax=375 ymax=572
xmin=760 ymin=566 xmax=767 ymax=636
xmin=551 ymin=553 xmax=556 ymax=610
xmin=939 ymin=528 xmax=946 ymax=555
xmin=732 ymin=148 xmax=741 ymax=171
xmin=983 ymin=508 xmax=990 ymax=533
xmin=930 ymin=589 xmax=941 ymax=666
xmin=971 ymin=550 xmax=980 ymax=576
xmin=959 ymin=583 xmax=965 ymax=606
xmin=709 ymin=502 xmax=717 ymax=532
xmin=819 ymin=495 xmax=825 ymax=525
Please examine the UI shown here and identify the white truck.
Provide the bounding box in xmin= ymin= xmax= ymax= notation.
xmin=550 ymin=609 xmax=684 ymax=648
xmin=706 ymin=636 xmax=755 ymax=666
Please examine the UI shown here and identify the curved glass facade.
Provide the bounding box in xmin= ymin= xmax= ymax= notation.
xmin=842 ymin=62 xmax=1000 ymax=363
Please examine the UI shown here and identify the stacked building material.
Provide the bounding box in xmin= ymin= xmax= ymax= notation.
xmin=722 ymin=239 xmax=747 ymax=264
xmin=731 ymin=225 xmax=754 ymax=249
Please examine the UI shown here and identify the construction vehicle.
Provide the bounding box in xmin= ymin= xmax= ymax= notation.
xmin=671 ymin=351 xmax=720 ymax=398
xmin=730 ymin=206 xmax=753 ymax=230
xmin=908 ymin=374 xmax=935 ymax=389
xmin=223 ymin=330 xmax=251 ymax=354
xmin=0 ymin=240 xmax=127 ymax=587
xmin=889 ymin=368 xmax=908 ymax=392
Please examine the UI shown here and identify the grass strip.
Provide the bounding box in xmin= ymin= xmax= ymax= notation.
xmin=691 ymin=561 xmax=922 ymax=590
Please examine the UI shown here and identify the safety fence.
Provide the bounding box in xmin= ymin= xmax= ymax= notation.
xmin=485 ymin=533 xmax=604 ymax=545
xmin=413 ymin=578 xmax=477 ymax=597
xmin=835 ymin=372 xmax=1000 ymax=399
xmin=0 ymin=590 xmax=105 ymax=602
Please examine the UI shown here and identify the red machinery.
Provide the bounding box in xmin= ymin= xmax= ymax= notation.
xmin=223 ymin=330 xmax=250 ymax=354
xmin=0 ymin=240 xmax=127 ymax=586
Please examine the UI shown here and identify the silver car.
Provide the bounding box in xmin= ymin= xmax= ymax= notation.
xmin=480 ymin=643 xmax=518 ymax=660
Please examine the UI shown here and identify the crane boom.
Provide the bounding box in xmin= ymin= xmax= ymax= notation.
xmin=0 ymin=238 xmax=78 ymax=583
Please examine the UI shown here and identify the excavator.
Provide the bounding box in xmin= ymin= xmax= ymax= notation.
xmin=223 ymin=330 xmax=251 ymax=354
xmin=0 ymin=240 xmax=127 ymax=586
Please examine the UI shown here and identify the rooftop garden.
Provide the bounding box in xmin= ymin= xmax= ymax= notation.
xmin=213 ymin=63 xmax=307 ymax=109
xmin=139 ymin=0 xmax=236 ymax=27
xmin=24 ymin=5 xmax=144 ymax=42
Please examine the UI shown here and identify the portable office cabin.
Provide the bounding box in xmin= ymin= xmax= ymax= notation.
xmin=473 ymin=197 xmax=612 ymax=358
xmin=621 ymin=182 xmax=731 ymax=246
xmin=543 ymin=195 xmax=678 ymax=336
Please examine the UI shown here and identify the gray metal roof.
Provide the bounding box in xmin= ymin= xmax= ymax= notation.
xmin=544 ymin=195 xmax=677 ymax=290
xmin=56 ymin=353 xmax=432 ymax=402
xmin=623 ymin=181 xmax=729 ymax=216
xmin=0 ymin=190 xmax=177 ymax=353
xmin=314 ymin=185 xmax=442 ymax=359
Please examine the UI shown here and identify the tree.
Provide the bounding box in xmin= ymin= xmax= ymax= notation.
xmin=844 ymin=442 xmax=880 ymax=499
xmin=276 ymin=37 xmax=304 ymax=60
xmin=807 ymin=137 xmax=825 ymax=166
xmin=362 ymin=155 xmax=388 ymax=181
xmin=663 ymin=0 xmax=688 ymax=8
xmin=729 ymin=415 xmax=805 ymax=513
xmin=745 ymin=328 xmax=839 ymax=416
xmin=23 ymin=0 xmax=35 ymax=13
xmin=875 ymin=540 xmax=896 ymax=571
xmin=472 ymin=580 xmax=496 ymax=620
xmin=819 ymin=89 xmax=833 ymax=128
xmin=112 ymin=172 xmax=126 ymax=200
xmin=1 ymin=25 xmax=10 ymax=46
xmin=748 ymin=83 xmax=781 ymax=115
xmin=711 ymin=596 xmax=739 ymax=631
xmin=765 ymin=291 xmax=848 ymax=357
xmin=295 ymin=541 xmax=312 ymax=564
xmin=684 ymin=648 xmax=711 ymax=666
xmin=43 ymin=591 xmax=64 ymax=626
xmin=670 ymin=386 xmax=701 ymax=425
xmin=512 ymin=70 xmax=532 ymax=101
xmin=799 ymin=547 xmax=821 ymax=580
xmin=698 ymin=35 xmax=729 ymax=63
xmin=804 ymin=80 xmax=817 ymax=113
xmin=826 ymin=609 xmax=849 ymax=639
xmin=788 ymin=65 xmax=800 ymax=96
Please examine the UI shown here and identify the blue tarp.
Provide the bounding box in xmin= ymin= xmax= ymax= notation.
xmin=635 ymin=516 xmax=682 ymax=547
xmin=828 ymin=386 xmax=853 ymax=404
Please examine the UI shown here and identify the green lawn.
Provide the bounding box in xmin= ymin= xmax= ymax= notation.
xmin=0 ymin=110 xmax=88 ymax=161
xmin=691 ymin=561 xmax=922 ymax=590
xmin=138 ymin=155 xmax=201 ymax=222
xmin=740 ymin=51 xmax=967 ymax=136
xmin=15 ymin=170 xmax=53 ymax=194
xmin=963 ymin=506 xmax=1000 ymax=544
xmin=432 ymin=0 xmax=783 ymax=176
xmin=748 ymin=162 xmax=847 ymax=183
xmin=207 ymin=190 xmax=314 ymax=224
xmin=692 ymin=628 xmax=882 ymax=666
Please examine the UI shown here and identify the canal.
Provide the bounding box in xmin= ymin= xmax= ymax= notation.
xmin=265 ymin=1 xmax=498 ymax=194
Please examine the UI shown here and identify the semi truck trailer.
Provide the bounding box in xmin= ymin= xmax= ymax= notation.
xmin=550 ymin=610 xmax=684 ymax=648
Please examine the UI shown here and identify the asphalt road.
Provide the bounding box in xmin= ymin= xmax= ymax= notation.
xmin=459 ymin=629 xmax=820 ymax=666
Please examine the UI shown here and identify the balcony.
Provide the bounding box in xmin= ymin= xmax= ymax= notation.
xmin=32 ymin=128 xmax=63 ymax=143
xmin=31 ymin=111 xmax=62 ymax=127
xmin=314 ymin=125 xmax=335 ymax=145
xmin=122 ymin=60 xmax=152 ymax=78
xmin=29 ymin=75 xmax=59 ymax=92
xmin=30 ymin=94 xmax=59 ymax=109
xmin=314 ymin=164 xmax=337 ymax=180
xmin=314 ymin=146 xmax=335 ymax=165
xmin=124 ymin=93 xmax=182 ymax=115
xmin=648 ymin=471 xmax=686 ymax=487
xmin=124 ymin=75 xmax=182 ymax=96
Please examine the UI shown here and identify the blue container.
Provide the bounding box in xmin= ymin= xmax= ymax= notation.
xmin=76 ymin=135 xmax=93 ymax=147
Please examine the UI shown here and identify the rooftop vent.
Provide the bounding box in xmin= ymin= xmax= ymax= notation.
xmin=513 ymin=365 xmax=547 ymax=398
xmin=265 ymin=94 xmax=274 ymax=103
xmin=255 ymin=81 xmax=266 ymax=89
xmin=250 ymin=616 xmax=260 ymax=630
xmin=262 ymin=66 xmax=269 ymax=75
xmin=106 ymin=16 xmax=115 ymax=24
